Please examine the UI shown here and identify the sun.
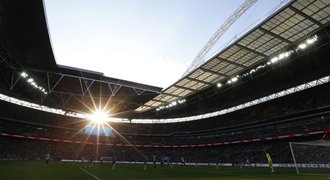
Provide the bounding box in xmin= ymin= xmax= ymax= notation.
xmin=88 ymin=110 xmax=109 ymax=124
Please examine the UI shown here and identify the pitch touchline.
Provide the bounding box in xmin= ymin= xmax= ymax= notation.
xmin=80 ymin=167 xmax=101 ymax=180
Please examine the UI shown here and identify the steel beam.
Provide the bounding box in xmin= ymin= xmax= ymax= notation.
xmin=10 ymin=72 xmax=21 ymax=90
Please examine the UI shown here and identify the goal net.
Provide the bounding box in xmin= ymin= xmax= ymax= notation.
xmin=289 ymin=140 xmax=330 ymax=176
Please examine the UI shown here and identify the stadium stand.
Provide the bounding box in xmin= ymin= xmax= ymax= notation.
xmin=1 ymin=80 xmax=329 ymax=164
xmin=0 ymin=1 xmax=329 ymax=179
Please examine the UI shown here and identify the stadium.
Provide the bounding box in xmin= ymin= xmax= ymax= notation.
xmin=0 ymin=0 xmax=330 ymax=179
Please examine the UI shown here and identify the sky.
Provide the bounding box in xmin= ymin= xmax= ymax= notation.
xmin=44 ymin=0 xmax=288 ymax=88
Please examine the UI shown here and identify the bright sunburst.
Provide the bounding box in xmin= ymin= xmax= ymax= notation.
xmin=88 ymin=110 xmax=109 ymax=124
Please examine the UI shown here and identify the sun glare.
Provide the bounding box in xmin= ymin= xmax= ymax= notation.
xmin=88 ymin=110 xmax=109 ymax=124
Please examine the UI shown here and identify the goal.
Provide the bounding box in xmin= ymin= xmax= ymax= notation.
xmin=100 ymin=157 xmax=113 ymax=163
xmin=289 ymin=140 xmax=330 ymax=176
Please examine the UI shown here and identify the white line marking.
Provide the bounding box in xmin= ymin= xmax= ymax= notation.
xmin=80 ymin=167 xmax=101 ymax=180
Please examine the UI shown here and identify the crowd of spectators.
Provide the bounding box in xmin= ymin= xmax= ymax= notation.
xmin=0 ymin=111 xmax=328 ymax=164
xmin=0 ymin=135 xmax=325 ymax=164
xmin=0 ymin=82 xmax=329 ymax=165
xmin=0 ymin=113 xmax=329 ymax=145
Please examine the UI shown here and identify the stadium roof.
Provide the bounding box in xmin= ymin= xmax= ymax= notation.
xmin=0 ymin=0 xmax=162 ymax=117
xmin=136 ymin=0 xmax=330 ymax=112
xmin=0 ymin=0 xmax=57 ymax=72
xmin=1 ymin=0 xmax=330 ymax=120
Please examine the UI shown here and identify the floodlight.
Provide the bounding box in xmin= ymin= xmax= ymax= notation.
xmin=306 ymin=35 xmax=317 ymax=44
xmin=20 ymin=72 xmax=28 ymax=78
xmin=270 ymin=57 xmax=278 ymax=63
xmin=306 ymin=39 xmax=314 ymax=44
xmin=178 ymin=99 xmax=186 ymax=104
xmin=231 ymin=77 xmax=238 ymax=82
xmin=217 ymin=83 xmax=222 ymax=88
xmin=298 ymin=43 xmax=307 ymax=49
xmin=27 ymin=78 xmax=34 ymax=83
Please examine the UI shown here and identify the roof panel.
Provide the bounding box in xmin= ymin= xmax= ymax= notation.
xmin=151 ymin=101 xmax=162 ymax=107
xmin=238 ymin=29 xmax=264 ymax=46
xmin=154 ymin=95 xmax=166 ymax=101
xmin=172 ymin=88 xmax=186 ymax=95
xmin=256 ymin=38 xmax=282 ymax=55
xmin=243 ymin=56 xmax=263 ymax=66
xmin=219 ymin=64 xmax=237 ymax=74
xmin=274 ymin=13 xmax=301 ymax=35
xmin=203 ymin=74 xmax=221 ymax=83
xmin=136 ymin=0 xmax=330 ymax=112
xmin=188 ymin=69 xmax=204 ymax=79
xmin=301 ymin=0 xmax=327 ymax=17
xmin=145 ymin=101 xmax=155 ymax=106
xmin=202 ymin=59 xmax=220 ymax=69
xmin=292 ymin=0 xmax=313 ymax=10
xmin=163 ymin=86 xmax=178 ymax=94
xmin=219 ymin=46 xmax=240 ymax=59
xmin=162 ymin=95 xmax=176 ymax=102
xmin=246 ymin=35 xmax=273 ymax=52
xmin=227 ymin=49 xmax=250 ymax=62
xmin=196 ymin=71 xmax=213 ymax=81
xmin=178 ymin=89 xmax=193 ymax=96
xmin=166 ymin=96 xmax=177 ymax=102
xmin=176 ymin=79 xmax=190 ymax=87
xmin=262 ymin=8 xmax=295 ymax=31
xmin=267 ymin=41 xmax=289 ymax=55
xmin=135 ymin=106 xmax=150 ymax=112
xmin=210 ymin=76 xmax=226 ymax=83
xmin=235 ymin=52 xmax=258 ymax=64
xmin=210 ymin=61 xmax=229 ymax=72
xmin=190 ymin=82 xmax=207 ymax=90
xmin=183 ymin=81 xmax=198 ymax=88
xmin=230 ymin=66 xmax=244 ymax=75
xmin=321 ymin=16 xmax=330 ymax=24
xmin=286 ymin=20 xmax=318 ymax=41
xmin=312 ymin=8 xmax=329 ymax=22
xmin=145 ymin=101 xmax=162 ymax=107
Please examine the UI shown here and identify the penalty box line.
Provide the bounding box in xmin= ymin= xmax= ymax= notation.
xmin=80 ymin=167 xmax=101 ymax=180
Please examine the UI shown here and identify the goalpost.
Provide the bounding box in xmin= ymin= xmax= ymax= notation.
xmin=289 ymin=140 xmax=330 ymax=176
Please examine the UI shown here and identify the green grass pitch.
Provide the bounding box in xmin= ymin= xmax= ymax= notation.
xmin=0 ymin=161 xmax=329 ymax=180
